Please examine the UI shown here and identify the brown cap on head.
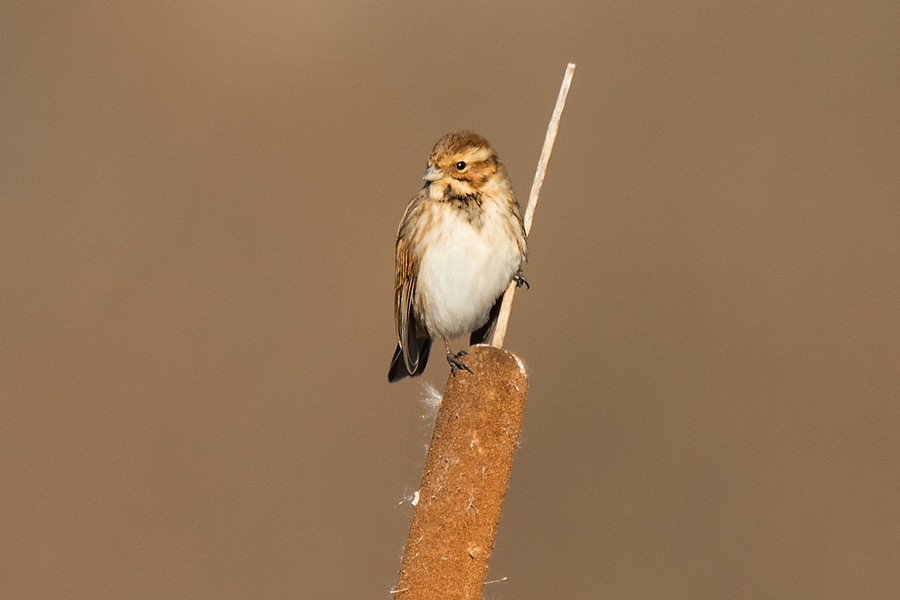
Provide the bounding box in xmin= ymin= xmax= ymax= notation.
xmin=429 ymin=132 xmax=495 ymax=164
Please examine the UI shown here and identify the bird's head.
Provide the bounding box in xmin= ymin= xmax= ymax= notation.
xmin=422 ymin=132 xmax=506 ymax=198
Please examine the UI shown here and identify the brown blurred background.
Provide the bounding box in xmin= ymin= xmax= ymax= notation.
xmin=2 ymin=1 xmax=898 ymax=598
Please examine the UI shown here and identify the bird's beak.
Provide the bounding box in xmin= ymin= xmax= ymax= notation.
xmin=422 ymin=165 xmax=442 ymax=182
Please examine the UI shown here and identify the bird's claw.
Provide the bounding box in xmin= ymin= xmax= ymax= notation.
xmin=447 ymin=350 xmax=474 ymax=376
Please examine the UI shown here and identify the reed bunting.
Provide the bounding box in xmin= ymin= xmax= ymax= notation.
xmin=388 ymin=132 xmax=527 ymax=382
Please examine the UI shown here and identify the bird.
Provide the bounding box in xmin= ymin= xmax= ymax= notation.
xmin=388 ymin=131 xmax=527 ymax=383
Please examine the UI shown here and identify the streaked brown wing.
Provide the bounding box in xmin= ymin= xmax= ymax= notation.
xmin=394 ymin=236 xmax=421 ymax=374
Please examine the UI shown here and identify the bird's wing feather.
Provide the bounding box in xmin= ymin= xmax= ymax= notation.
xmin=395 ymin=236 xmax=421 ymax=374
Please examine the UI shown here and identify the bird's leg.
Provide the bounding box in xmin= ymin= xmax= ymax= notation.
xmin=443 ymin=338 xmax=473 ymax=375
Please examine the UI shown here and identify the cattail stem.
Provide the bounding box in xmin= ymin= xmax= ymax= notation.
xmin=489 ymin=62 xmax=575 ymax=349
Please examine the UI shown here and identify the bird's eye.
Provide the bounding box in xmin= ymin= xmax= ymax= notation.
xmin=455 ymin=161 xmax=467 ymax=171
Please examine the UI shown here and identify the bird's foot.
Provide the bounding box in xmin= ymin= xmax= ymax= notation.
xmin=446 ymin=350 xmax=474 ymax=376
xmin=514 ymin=271 xmax=530 ymax=289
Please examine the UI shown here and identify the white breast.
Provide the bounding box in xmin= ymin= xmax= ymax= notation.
xmin=415 ymin=200 xmax=522 ymax=340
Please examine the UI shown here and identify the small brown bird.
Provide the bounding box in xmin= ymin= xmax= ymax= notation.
xmin=388 ymin=132 xmax=527 ymax=382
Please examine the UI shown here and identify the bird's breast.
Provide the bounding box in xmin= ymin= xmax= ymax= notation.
xmin=414 ymin=199 xmax=523 ymax=340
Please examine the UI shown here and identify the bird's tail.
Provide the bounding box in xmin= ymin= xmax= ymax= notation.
xmin=387 ymin=338 xmax=432 ymax=382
